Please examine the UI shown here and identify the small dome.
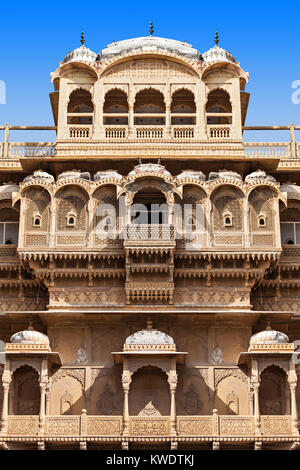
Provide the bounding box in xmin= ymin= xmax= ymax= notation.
xmin=10 ymin=325 xmax=50 ymax=346
xmin=209 ymin=169 xmax=242 ymax=182
xmin=245 ymin=170 xmax=276 ymax=183
xmin=203 ymin=44 xmax=235 ymax=63
xmin=124 ymin=321 xmax=175 ymax=351
xmin=127 ymin=163 xmax=172 ymax=180
xmin=203 ymin=32 xmax=235 ymax=64
xmin=94 ymin=170 xmax=123 ymax=182
xmin=98 ymin=36 xmax=201 ymax=61
xmin=63 ymin=32 xmax=97 ymax=64
xmin=250 ymin=324 xmax=289 ymax=346
xmin=177 ymin=170 xmax=206 ymax=182
xmin=23 ymin=170 xmax=54 ymax=183
xmin=57 ymin=170 xmax=91 ymax=182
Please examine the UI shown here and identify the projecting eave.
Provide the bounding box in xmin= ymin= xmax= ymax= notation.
xmin=201 ymin=61 xmax=249 ymax=90
xmin=51 ymin=61 xmax=98 ymax=82
xmin=112 ymin=351 xmax=188 ymax=365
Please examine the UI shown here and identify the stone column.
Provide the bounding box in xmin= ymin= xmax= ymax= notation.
xmin=165 ymin=103 xmax=171 ymax=138
xmin=92 ymin=80 xmax=103 ymax=139
xmin=196 ymin=82 xmax=207 ymax=139
xmin=38 ymin=382 xmax=46 ymax=435
xmin=122 ymin=370 xmax=132 ymax=436
xmin=128 ymin=103 xmax=134 ymax=138
xmin=0 ymin=382 xmax=10 ymax=434
xmin=168 ymin=369 xmax=177 ymax=437
xmin=289 ymin=381 xmax=299 ymax=435
xmin=253 ymin=381 xmax=261 ymax=435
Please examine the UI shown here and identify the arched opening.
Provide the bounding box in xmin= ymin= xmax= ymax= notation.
xmin=280 ymin=204 xmax=300 ymax=245
xmin=11 ymin=365 xmax=40 ymax=415
xmin=67 ymin=89 xmax=93 ymax=138
xmin=171 ymin=89 xmax=196 ymax=125
xmin=206 ymin=89 xmax=232 ymax=138
xmin=103 ymin=89 xmax=128 ymax=125
xmin=131 ymin=186 xmax=168 ymax=225
xmin=129 ymin=366 xmax=170 ymax=416
xmin=134 ymin=89 xmax=165 ymax=126
xmin=259 ymin=365 xmax=289 ymax=415
xmin=0 ymin=206 xmax=19 ymax=245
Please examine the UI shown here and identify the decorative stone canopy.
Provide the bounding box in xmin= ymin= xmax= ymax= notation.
xmin=98 ymin=36 xmax=201 ymax=61
xmin=209 ymin=169 xmax=242 ymax=182
xmin=124 ymin=321 xmax=176 ymax=352
xmin=176 ymin=170 xmax=206 ymax=182
xmin=23 ymin=169 xmax=54 ymax=183
xmin=57 ymin=170 xmax=91 ymax=182
xmin=245 ymin=170 xmax=276 ymax=183
xmin=127 ymin=163 xmax=172 ymax=181
xmin=94 ymin=170 xmax=123 ymax=182
xmin=6 ymin=323 xmax=51 ymax=352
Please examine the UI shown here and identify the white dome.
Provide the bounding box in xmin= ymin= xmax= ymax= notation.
xmin=250 ymin=325 xmax=289 ymax=346
xmin=10 ymin=327 xmax=50 ymax=346
xmin=63 ymin=32 xmax=97 ymax=64
xmin=125 ymin=322 xmax=175 ymax=350
xmin=203 ymin=44 xmax=235 ymax=63
xmin=64 ymin=45 xmax=97 ymax=64
xmin=99 ymin=36 xmax=200 ymax=61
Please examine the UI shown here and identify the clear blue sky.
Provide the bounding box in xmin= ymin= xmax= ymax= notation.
xmin=0 ymin=0 xmax=299 ymax=142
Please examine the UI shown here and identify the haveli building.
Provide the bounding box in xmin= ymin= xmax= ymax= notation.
xmin=0 ymin=25 xmax=300 ymax=450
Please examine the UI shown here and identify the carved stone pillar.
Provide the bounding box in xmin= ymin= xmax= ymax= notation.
xmin=289 ymin=381 xmax=299 ymax=435
xmin=128 ymin=104 xmax=134 ymax=138
xmin=0 ymin=382 xmax=10 ymax=434
xmin=168 ymin=371 xmax=177 ymax=436
xmin=253 ymin=381 xmax=261 ymax=435
xmin=38 ymin=382 xmax=46 ymax=435
xmin=122 ymin=371 xmax=132 ymax=436
xmin=165 ymin=103 xmax=171 ymax=138
xmin=45 ymin=385 xmax=51 ymax=416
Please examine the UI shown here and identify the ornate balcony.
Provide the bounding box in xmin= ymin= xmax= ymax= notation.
xmin=2 ymin=414 xmax=295 ymax=440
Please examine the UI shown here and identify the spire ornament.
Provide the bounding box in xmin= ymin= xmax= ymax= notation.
xmin=149 ymin=21 xmax=154 ymax=37
xmin=80 ymin=31 xmax=85 ymax=46
xmin=214 ymin=30 xmax=219 ymax=46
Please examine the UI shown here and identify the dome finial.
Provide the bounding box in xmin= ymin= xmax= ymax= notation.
xmin=28 ymin=320 xmax=34 ymax=331
xmin=266 ymin=320 xmax=272 ymax=331
xmin=214 ymin=30 xmax=219 ymax=46
xmin=149 ymin=21 xmax=154 ymax=37
xmin=80 ymin=31 xmax=85 ymax=46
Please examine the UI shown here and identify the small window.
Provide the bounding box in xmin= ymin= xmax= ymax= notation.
xmin=33 ymin=214 xmax=41 ymax=227
xmin=223 ymin=213 xmax=233 ymax=227
xmin=67 ymin=213 xmax=76 ymax=227
xmin=258 ymin=214 xmax=266 ymax=227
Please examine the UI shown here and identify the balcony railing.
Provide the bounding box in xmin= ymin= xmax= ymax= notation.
xmin=104 ymin=126 xmax=127 ymax=139
xmin=68 ymin=125 xmax=92 ymax=139
xmin=244 ymin=142 xmax=290 ymax=157
xmin=207 ymin=124 xmax=231 ymax=139
xmin=3 ymin=414 xmax=294 ymax=438
xmin=135 ymin=127 xmax=165 ymax=139
xmin=172 ymin=125 xmax=195 ymax=139
xmin=123 ymin=224 xmax=175 ymax=241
